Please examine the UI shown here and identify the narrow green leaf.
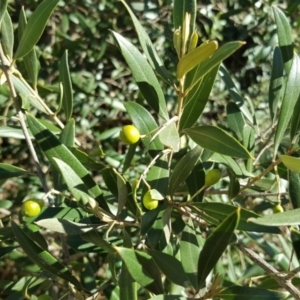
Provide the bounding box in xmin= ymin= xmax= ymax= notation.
xmin=11 ymin=222 xmax=84 ymax=290
xmin=115 ymin=169 xmax=128 ymax=216
xmin=116 ymin=247 xmax=164 ymax=295
xmin=0 ymin=0 xmax=7 ymax=26
xmin=248 ymin=208 xmax=300 ymax=226
xmin=18 ymin=8 xmax=39 ymax=89
xmin=180 ymin=219 xmax=202 ymax=290
xmin=226 ymin=102 xmax=245 ymax=141
xmin=185 ymin=126 xmax=253 ymax=159
xmin=291 ymin=227 xmax=300 ymax=260
xmin=291 ymin=94 xmax=300 ymax=140
xmin=169 ymin=146 xmax=202 ymax=197
xmin=11 ymin=75 xmax=49 ymax=114
xmin=289 ymin=171 xmax=300 ymax=209
xmin=59 ymin=50 xmax=73 ymax=120
xmin=274 ymin=54 xmax=300 ymax=153
xmin=124 ymin=102 xmax=164 ymax=152
xmin=177 ymin=41 xmax=218 ymax=79
xmin=122 ymin=143 xmax=138 ymax=173
xmin=273 ymin=6 xmax=294 ymax=73
xmin=119 ymin=228 xmax=137 ymax=300
xmin=150 ymin=296 xmax=192 ymax=300
xmin=173 ymin=0 xmax=196 ymax=33
xmin=218 ymin=285 xmax=288 ymax=300
xmin=147 ymin=153 xmax=169 ymax=197
xmin=193 ymin=202 xmax=280 ymax=233
xmin=228 ymin=170 xmax=240 ymax=200
xmin=146 ymin=208 xmax=169 ymax=250
xmin=188 ymin=42 xmax=245 ymax=93
xmin=119 ymin=260 xmax=137 ymax=300
xmin=112 ymin=31 xmax=168 ymax=120
xmin=147 ymin=249 xmax=188 ymax=287
xmin=121 ymin=0 xmax=172 ymax=85
xmin=209 ymin=153 xmax=253 ymax=178
xmin=158 ymin=121 xmax=180 ymax=152
xmin=197 ymin=208 xmax=240 ymax=288
xmin=279 ymin=155 xmax=300 ymax=172
xmin=180 ymin=64 xmax=220 ymax=130
xmin=1 ymin=11 xmax=14 ymax=59
xmin=35 ymin=218 xmax=101 ymax=235
xmin=219 ymin=65 xmax=253 ymax=123
xmin=26 ymin=114 xmax=109 ymax=211
xmin=0 ymin=163 xmax=28 ymax=179
xmin=52 ymin=157 xmax=96 ymax=208
xmin=14 ymin=0 xmax=60 ymax=59
xmin=81 ymin=230 xmax=116 ymax=254
xmin=59 ymin=118 xmax=75 ymax=147
xmin=269 ymin=47 xmax=284 ymax=123
xmin=185 ymin=162 xmax=205 ymax=202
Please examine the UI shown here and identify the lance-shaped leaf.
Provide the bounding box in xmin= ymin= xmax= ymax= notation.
xmin=173 ymin=0 xmax=196 ymax=32
xmin=119 ymin=229 xmax=137 ymax=300
xmin=12 ymin=222 xmax=84 ymax=291
xmin=188 ymin=42 xmax=245 ymax=93
xmin=279 ymin=155 xmax=300 ymax=173
xmin=291 ymin=94 xmax=300 ymax=139
xmin=289 ymin=171 xmax=300 ymax=209
xmin=147 ymin=249 xmax=188 ymax=287
xmin=0 ymin=0 xmax=7 ymax=26
xmin=1 ymin=11 xmax=14 ymax=59
xmin=14 ymin=0 xmax=59 ymax=59
xmin=226 ymin=102 xmax=245 ymax=141
xmin=219 ymin=65 xmax=253 ymax=123
xmin=197 ymin=208 xmax=240 ymax=288
xmin=209 ymin=153 xmax=253 ymax=178
xmin=112 ymin=31 xmax=168 ymax=120
xmin=177 ymin=41 xmax=218 ymax=79
xmin=35 ymin=218 xmax=101 ymax=235
xmin=116 ymin=247 xmax=163 ymax=295
xmin=81 ymin=230 xmax=116 ymax=254
xmin=169 ymin=146 xmax=201 ymax=197
xmin=185 ymin=126 xmax=253 ymax=159
xmin=185 ymin=162 xmax=205 ymax=202
xmin=147 ymin=153 xmax=169 ymax=197
xmin=26 ymin=114 xmax=109 ymax=211
xmin=180 ymin=64 xmax=220 ymax=130
xmin=291 ymin=227 xmax=300 ymax=260
xmin=248 ymin=207 xmax=300 ymax=226
xmin=121 ymin=0 xmax=172 ymax=85
xmin=218 ymin=285 xmax=288 ymax=300
xmin=18 ymin=7 xmax=39 ymax=89
xmin=274 ymin=54 xmax=300 ymax=154
xmin=269 ymin=47 xmax=284 ymax=123
xmin=0 ymin=163 xmax=28 ymax=180
xmin=193 ymin=202 xmax=280 ymax=233
xmin=273 ymin=6 xmax=293 ymax=73
xmin=59 ymin=50 xmax=73 ymax=120
xmin=180 ymin=219 xmax=203 ymax=290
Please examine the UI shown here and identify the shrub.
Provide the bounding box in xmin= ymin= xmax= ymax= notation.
xmin=1 ymin=0 xmax=300 ymax=299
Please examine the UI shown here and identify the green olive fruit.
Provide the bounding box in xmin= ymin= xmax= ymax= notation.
xmin=21 ymin=199 xmax=43 ymax=217
xmin=143 ymin=190 xmax=160 ymax=210
xmin=119 ymin=125 xmax=140 ymax=145
xmin=273 ymin=204 xmax=284 ymax=214
xmin=205 ymin=169 xmax=221 ymax=186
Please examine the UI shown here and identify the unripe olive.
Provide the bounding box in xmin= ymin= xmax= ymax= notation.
xmin=273 ymin=204 xmax=284 ymax=214
xmin=142 ymin=190 xmax=160 ymax=210
xmin=119 ymin=125 xmax=140 ymax=145
xmin=205 ymin=169 xmax=221 ymax=186
xmin=21 ymin=199 xmax=43 ymax=217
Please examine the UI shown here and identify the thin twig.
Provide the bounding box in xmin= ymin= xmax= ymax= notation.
xmin=0 ymin=45 xmax=49 ymax=195
xmin=236 ymin=243 xmax=300 ymax=299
